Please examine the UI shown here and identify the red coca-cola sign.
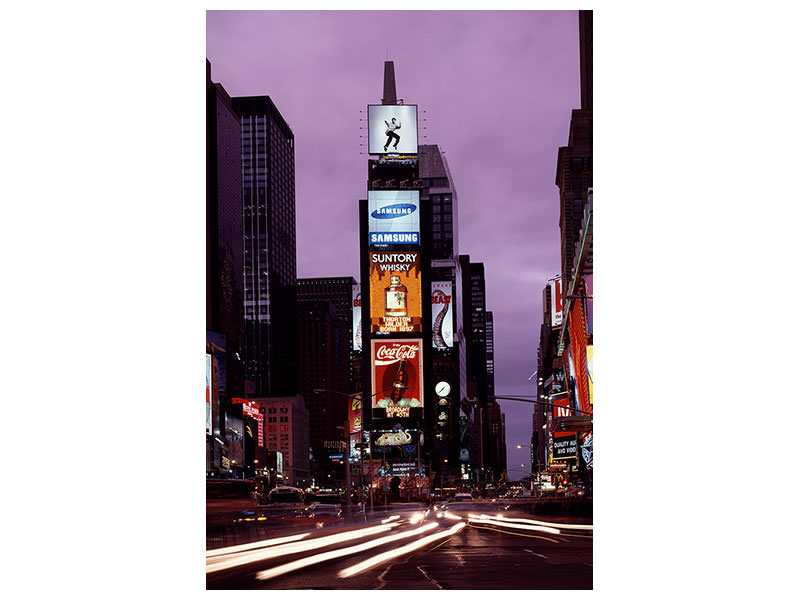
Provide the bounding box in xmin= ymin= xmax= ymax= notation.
xmin=375 ymin=343 xmax=419 ymax=363
xmin=371 ymin=339 xmax=423 ymax=411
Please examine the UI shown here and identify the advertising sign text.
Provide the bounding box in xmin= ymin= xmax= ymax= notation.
xmin=369 ymin=251 xmax=422 ymax=334
xmin=371 ymin=339 xmax=424 ymax=411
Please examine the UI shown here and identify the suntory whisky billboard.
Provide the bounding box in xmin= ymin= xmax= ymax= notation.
xmin=368 ymin=250 xmax=422 ymax=334
xmin=371 ymin=339 xmax=424 ymax=417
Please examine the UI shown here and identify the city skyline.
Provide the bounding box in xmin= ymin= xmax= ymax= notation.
xmin=207 ymin=10 xmax=581 ymax=476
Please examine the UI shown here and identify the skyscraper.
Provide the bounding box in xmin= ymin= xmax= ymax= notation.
xmin=232 ymin=95 xmax=298 ymax=397
xmin=296 ymin=277 xmax=359 ymax=484
xmin=207 ymin=60 xmax=245 ymax=476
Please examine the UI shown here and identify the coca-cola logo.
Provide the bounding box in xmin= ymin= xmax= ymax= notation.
xmin=376 ymin=344 xmax=419 ymax=361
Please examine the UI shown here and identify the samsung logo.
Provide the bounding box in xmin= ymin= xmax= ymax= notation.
xmin=370 ymin=232 xmax=419 ymax=244
xmin=371 ymin=203 xmax=417 ymax=219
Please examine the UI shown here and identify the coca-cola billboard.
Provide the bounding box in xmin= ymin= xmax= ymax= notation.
xmin=371 ymin=339 xmax=424 ymax=412
xmin=431 ymin=281 xmax=453 ymax=349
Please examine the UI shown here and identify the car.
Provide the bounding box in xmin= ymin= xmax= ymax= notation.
xmin=307 ymin=503 xmax=342 ymax=521
xmin=453 ymin=492 xmax=473 ymax=502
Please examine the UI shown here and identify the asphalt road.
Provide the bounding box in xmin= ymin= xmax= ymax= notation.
xmin=207 ymin=502 xmax=592 ymax=590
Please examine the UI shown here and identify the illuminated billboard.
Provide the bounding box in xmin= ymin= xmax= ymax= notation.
xmin=352 ymin=283 xmax=362 ymax=352
xmin=371 ymin=339 xmax=424 ymax=417
xmin=369 ymin=251 xmax=422 ymax=334
xmin=586 ymin=345 xmax=593 ymax=406
xmin=367 ymin=104 xmax=418 ymax=155
xmin=349 ymin=393 xmax=362 ymax=434
xmin=206 ymin=354 xmax=212 ymax=435
xmin=431 ymin=281 xmax=453 ymax=348
xmin=549 ymin=278 xmax=563 ymax=327
xmin=368 ymin=190 xmax=420 ymax=245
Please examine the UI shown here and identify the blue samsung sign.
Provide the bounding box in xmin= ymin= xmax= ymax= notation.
xmin=371 ymin=203 xmax=417 ymax=219
xmin=369 ymin=232 xmax=419 ymax=244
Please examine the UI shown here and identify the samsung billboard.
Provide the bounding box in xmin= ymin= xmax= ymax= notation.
xmin=368 ymin=190 xmax=420 ymax=245
xmin=367 ymin=104 xmax=418 ymax=155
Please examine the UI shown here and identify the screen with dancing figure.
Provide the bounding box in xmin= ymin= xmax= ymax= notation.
xmin=367 ymin=104 xmax=418 ymax=155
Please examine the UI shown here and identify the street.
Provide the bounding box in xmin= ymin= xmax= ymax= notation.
xmin=207 ymin=501 xmax=592 ymax=590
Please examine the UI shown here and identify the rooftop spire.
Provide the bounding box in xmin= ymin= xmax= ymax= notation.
xmin=381 ymin=60 xmax=397 ymax=105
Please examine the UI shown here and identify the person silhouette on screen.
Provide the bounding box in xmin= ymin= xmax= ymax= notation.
xmin=384 ymin=117 xmax=401 ymax=151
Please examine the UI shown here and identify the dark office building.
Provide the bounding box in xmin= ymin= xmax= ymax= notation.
xmin=556 ymin=10 xmax=593 ymax=295
xmin=207 ymin=60 xmax=245 ymax=475
xmin=296 ymin=298 xmax=350 ymax=485
xmin=232 ymin=95 xmax=298 ymax=398
xmin=297 ymin=276 xmax=361 ymax=395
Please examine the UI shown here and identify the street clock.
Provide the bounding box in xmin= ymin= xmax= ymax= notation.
xmin=435 ymin=381 xmax=450 ymax=397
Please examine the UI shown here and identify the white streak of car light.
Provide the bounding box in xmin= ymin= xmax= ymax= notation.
xmin=443 ymin=512 xmax=462 ymax=520
xmin=338 ymin=521 xmax=466 ymax=578
xmin=381 ymin=515 xmax=400 ymax=524
xmin=206 ymin=533 xmax=311 ymax=559
xmin=488 ymin=514 xmax=593 ymax=531
xmin=255 ymin=522 xmax=440 ymax=581
xmin=467 ymin=515 xmax=560 ymax=535
xmin=206 ymin=523 xmax=398 ymax=574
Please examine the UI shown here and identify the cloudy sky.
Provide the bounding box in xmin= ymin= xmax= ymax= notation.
xmin=207 ymin=10 xmax=582 ymax=477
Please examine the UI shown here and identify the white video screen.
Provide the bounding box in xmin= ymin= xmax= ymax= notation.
xmin=368 ymin=104 xmax=418 ymax=155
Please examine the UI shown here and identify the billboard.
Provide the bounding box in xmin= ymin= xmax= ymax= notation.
xmin=551 ymin=391 xmax=572 ymax=418
xmin=553 ymin=435 xmax=577 ymax=459
xmin=368 ymin=190 xmax=420 ymax=245
xmin=352 ymin=283 xmax=362 ymax=352
xmin=371 ymin=339 xmax=424 ymax=417
xmin=549 ymin=278 xmax=563 ymax=327
xmin=367 ymin=104 xmax=418 ymax=155
xmin=206 ymin=354 xmax=212 ymax=435
xmin=349 ymin=393 xmax=362 ymax=434
xmin=431 ymin=281 xmax=453 ymax=348
xmin=586 ymin=345 xmax=593 ymax=406
xmin=369 ymin=251 xmax=422 ymax=334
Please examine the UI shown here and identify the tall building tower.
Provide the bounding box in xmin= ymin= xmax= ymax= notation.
xmin=296 ymin=298 xmax=350 ymax=485
xmin=296 ymin=277 xmax=360 ymax=485
xmin=232 ymin=96 xmax=298 ymax=398
xmin=556 ymin=10 xmax=593 ymax=295
xmin=206 ymin=60 xmax=245 ymax=475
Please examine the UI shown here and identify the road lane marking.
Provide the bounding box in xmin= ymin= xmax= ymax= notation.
xmin=417 ymin=565 xmax=443 ymax=589
xmin=524 ymin=549 xmax=549 ymax=559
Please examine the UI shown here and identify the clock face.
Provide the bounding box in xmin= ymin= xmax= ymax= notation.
xmin=435 ymin=381 xmax=450 ymax=397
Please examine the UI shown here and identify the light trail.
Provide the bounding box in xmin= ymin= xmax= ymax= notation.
xmin=206 ymin=523 xmax=399 ymax=574
xmin=467 ymin=515 xmax=561 ymax=535
xmin=255 ymin=522 xmax=440 ymax=581
xmin=206 ymin=533 xmax=311 ymax=559
xmin=381 ymin=515 xmax=400 ymax=524
xmin=338 ymin=521 xmax=467 ymax=578
xmin=486 ymin=514 xmax=593 ymax=531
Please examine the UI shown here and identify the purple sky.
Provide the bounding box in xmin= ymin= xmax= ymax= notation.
xmin=207 ymin=10 xmax=581 ymax=479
